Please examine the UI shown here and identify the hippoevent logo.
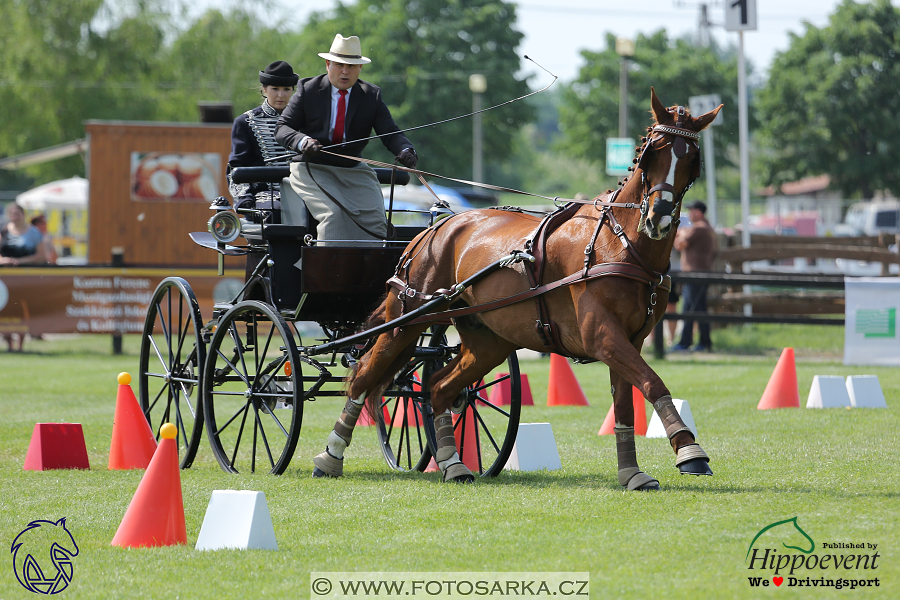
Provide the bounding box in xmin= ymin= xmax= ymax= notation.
xmin=746 ymin=517 xmax=880 ymax=590
xmin=11 ymin=518 xmax=79 ymax=594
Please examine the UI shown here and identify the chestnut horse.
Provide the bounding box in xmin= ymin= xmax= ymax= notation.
xmin=313 ymin=88 xmax=722 ymax=490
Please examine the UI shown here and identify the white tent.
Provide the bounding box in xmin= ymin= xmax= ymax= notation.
xmin=16 ymin=176 xmax=88 ymax=211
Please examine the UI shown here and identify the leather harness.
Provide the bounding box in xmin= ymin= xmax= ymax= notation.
xmin=386 ymin=192 xmax=672 ymax=360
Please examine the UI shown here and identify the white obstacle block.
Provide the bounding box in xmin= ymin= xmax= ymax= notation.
xmin=195 ymin=490 xmax=278 ymax=551
xmin=646 ymin=399 xmax=698 ymax=439
xmin=504 ymin=423 xmax=561 ymax=471
xmin=846 ymin=375 xmax=888 ymax=408
xmin=806 ymin=375 xmax=852 ymax=408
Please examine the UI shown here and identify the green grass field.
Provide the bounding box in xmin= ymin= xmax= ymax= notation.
xmin=1 ymin=328 xmax=897 ymax=599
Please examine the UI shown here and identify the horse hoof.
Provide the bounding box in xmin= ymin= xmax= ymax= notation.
xmin=635 ymin=480 xmax=660 ymax=491
xmin=678 ymin=458 xmax=713 ymax=476
xmin=312 ymin=467 xmax=339 ymax=478
xmin=448 ymin=474 xmax=475 ymax=484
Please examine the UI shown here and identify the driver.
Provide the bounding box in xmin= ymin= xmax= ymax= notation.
xmin=274 ymin=34 xmax=418 ymax=241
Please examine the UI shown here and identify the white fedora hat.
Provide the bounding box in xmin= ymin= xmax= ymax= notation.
xmin=318 ymin=34 xmax=371 ymax=65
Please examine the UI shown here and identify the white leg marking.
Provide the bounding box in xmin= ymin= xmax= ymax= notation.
xmin=327 ymin=431 xmax=348 ymax=459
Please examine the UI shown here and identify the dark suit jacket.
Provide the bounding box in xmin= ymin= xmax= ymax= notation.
xmin=274 ymin=74 xmax=413 ymax=169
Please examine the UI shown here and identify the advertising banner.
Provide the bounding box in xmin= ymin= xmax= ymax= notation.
xmin=0 ymin=267 xmax=244 ymax=337
xmin=130 ymin=152 xmax=221 ymax=202
xmin=844 ymin=277 xmax=900 ymax=365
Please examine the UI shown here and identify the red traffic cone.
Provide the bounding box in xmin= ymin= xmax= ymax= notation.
xmin=758 ymin=348 xmax=800 ymax=409
xmin=547 ymin=354 xmax=589 ymax=406
xmin=487 ymin=373 xmax=535 ymax=406
xmin=24 ymin=423 xmax=90 ymax=470
xmin=109 ymin=372 xmax=157 ymax=470
xmin=453 ymin=406 xmax=481 ymax=473
xmin=597 ymin=387 xmax=648 ymax=435
xmin=111 ymin=423 xmax=186 ymax=548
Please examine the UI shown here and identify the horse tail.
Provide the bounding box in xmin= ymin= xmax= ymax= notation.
xmin=347 ymin=293 xmax=423 ymax=424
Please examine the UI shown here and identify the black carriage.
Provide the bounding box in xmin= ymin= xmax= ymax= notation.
xmin=137 ymin=166 xmax=522 ymax=476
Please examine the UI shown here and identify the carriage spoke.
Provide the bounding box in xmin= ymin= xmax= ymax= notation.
xmin=471 ymin=403 xmax=502 ymax=454
xmin=148 ymin=335 xmax=172 ymax=380
xmin=203 ymin=301 xmax=302 ymax=475
xmin=260 ymin=403 xmax=290 ymax=438
xmin=139 ymin=278 xmax=206 ymax=470
xmin=228 ymin=403 xmax=251 ymax=469
xmin=215 ymin=346 xmax=251 ymax=387
xmin=146 ymin=381 xmax=167 ymax=414
xmin=471 ymin=397 xmax=511 ymax=418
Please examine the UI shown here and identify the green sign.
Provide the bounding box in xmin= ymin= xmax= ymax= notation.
xmin=606 ymin=138 xmax=635 ymax=176
xmin=855 ymin=308 xmax=896 ymax=338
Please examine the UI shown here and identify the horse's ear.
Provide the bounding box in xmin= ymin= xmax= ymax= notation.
xmin=650 ymin=87 xmax=668 ymax=123
xmin=693 ymin=104 xmax=723 ymax=131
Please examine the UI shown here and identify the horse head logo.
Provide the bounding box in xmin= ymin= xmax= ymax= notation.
xmin=11 ymin=518 xmax=79 ymax=594
xmin=746 ymin=516 xmax=815 ymax=561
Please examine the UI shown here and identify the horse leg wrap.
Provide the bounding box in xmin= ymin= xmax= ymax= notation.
xmin=652 ymin=395 xmax=695 ymax=441
xmin=333 ymin=397 xmax=365 ymax=444
xmin=615 ymin=426 xmax=659 ymax=491
xmin=434 ymin=412 xmax=473 ymax=483
xmin=313 ymin=396 xmax=365 ymax=477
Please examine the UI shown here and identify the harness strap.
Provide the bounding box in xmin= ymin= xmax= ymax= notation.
xmin=402 ymin=262 xmax=671 ymax=326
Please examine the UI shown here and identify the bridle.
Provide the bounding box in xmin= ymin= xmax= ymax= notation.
xmin=634 ymin=106 xmax=703 ymax=228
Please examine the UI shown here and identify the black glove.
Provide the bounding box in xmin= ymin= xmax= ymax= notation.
xmin=397 ymin=147 xmax=418 ymax=169
xmin=300 ymin=137 xmax=322 ymax=157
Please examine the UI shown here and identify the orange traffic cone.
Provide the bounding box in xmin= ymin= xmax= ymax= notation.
xmin=633 ymin=387 xmax=648 ymax=436
xmin=487 ymin=373 xmax=535 ymax=406
xmin=758 ymin=348 xmax=800 ymax=409
xmin=111 ymin=423 xmax=186 ymax=548
xmin=597 ymin=387 xmax=648 ymax=435
xmin=547 ymin=354 xmax=589 ymax=406
xmin=598 ymin=403 xmax=616 ymax=435
xmin=453 ymin=406 xmax=481 ymax=473
xmin=109 ymin=372 xmax=157 ymax=470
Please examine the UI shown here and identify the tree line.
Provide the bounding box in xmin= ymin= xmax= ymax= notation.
xmin=1 ymin=0 xmax=897 ymax=201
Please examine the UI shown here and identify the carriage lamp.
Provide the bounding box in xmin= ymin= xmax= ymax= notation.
xmin=208 ymin=210 xmax=241 ymax=244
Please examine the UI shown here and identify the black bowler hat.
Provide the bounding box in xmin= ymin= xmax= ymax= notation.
xmin=259 ymin=61 xmax=299 ymax=86
xmin=687 ymin=200 xmax=707 ymax=214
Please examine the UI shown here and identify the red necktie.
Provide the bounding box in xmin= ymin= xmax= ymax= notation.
xmin=332 ymin=89 xmax=347 ymax=145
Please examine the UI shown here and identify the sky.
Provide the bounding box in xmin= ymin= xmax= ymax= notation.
xmin=193 ymin=0 xmax=884 ymax=87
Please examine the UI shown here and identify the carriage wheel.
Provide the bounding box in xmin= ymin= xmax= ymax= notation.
xmin=376 ymin=329 xmax=438 ymax=472
xmin=202 ymin=301 xmax=302 ymax=474
xmin=429 ymin=324 xmax=522 ymax=478
xmin=139 ymin=277 xmax=205 ymax=469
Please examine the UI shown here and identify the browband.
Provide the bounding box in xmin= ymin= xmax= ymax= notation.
xmin=651 ymin=125 xmax=700 ymax=139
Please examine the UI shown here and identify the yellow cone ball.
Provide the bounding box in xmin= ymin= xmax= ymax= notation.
xmin=160 ymin=423 xmax=177 ymax=439
xmin=118 ymin=372 xmax=132 ymax=385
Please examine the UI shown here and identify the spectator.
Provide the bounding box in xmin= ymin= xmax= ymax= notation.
xmin=671 ymin=200 xmax=717 ymax=352
xmin=30 ymin=214 xmax=58 ymax=264
xmin=275 ymin=34 xmax=417 ymax=241
xmin=1 ymin=202 xmax=48 ymax=266
xmin=228 ymin=60 xmax=299 ymax=211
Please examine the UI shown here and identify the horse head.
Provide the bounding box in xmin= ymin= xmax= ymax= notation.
xmin=632 ymin=87 xmax=722 ymax=240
